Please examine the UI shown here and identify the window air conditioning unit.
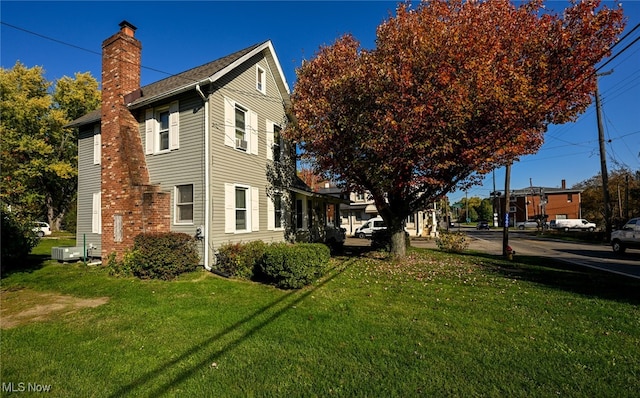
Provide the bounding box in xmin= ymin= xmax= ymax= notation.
xmin=235 ymin=139 xmax=248 ymax=151
xmin=51 ymin=246 xmax=84 ymax=262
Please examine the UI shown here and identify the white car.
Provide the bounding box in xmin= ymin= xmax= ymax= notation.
xmin=354 ymin=217 xmax=387 ymax=239
xmin=33 ymin=221 xmax=52 ymax=237
xmin=611 ymin=217 xmax=640 ymax=254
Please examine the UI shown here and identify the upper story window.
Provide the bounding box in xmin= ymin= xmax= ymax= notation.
xmin=235 ymin=105 xmax=247 ymax=151
xmin=224 ymin=97 xmax=258 ymax=155
xmin=256 ymin=65 xmax=266 ymax=94
xmin=145 ymin=101 xmax=179 ymax=155
xmin=267 ymin=121 xmax=283 ymax=162
xmin=158 ymin=109 xmax=170 ymax=151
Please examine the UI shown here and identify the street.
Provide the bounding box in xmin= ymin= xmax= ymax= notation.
xmin=466 ymin=228 xmax=640 ymax=279
xmin=347 ymin=227 xmax=640 ymax=280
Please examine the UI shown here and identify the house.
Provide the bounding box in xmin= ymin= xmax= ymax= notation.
xmin=68 ymin=21 xmax=343 ymax=270
xmin=494 ymin=179 xmax=584 ymax=226
xmin=317 ymin=182 xmax=436 ymax=237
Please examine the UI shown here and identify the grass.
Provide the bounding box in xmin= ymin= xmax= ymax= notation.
xmin=1 ymin=240 xmax=639 ymax=397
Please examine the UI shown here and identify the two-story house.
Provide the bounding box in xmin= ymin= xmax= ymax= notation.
xmin=68 ymin=21 xmax=342 ymax=270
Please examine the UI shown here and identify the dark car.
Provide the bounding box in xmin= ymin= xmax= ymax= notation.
xmin=476 ymin=220 xmax=490 ymax=230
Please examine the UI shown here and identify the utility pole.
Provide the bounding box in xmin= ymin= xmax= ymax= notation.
xmin=596 ymin=70 xmax=613 ymax=241
xmin=502 ymin=163 xmax=511 ymax=257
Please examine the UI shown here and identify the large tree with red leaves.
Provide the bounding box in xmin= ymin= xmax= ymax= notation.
xmin=288 ymin=0 xmax=625 ymax=257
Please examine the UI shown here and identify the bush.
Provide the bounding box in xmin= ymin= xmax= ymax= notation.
xmin=215 ymin=240 xmax=266 ymax=279
xmin=260 ymin=243 xmax=330 ymax=289
xmin=1 ymin=207 xmax=39 ymax=271
xmin=435 ymin=232 xmax=469 ymax=253
xmin=112 ymin=232 xmax=199 ymax=280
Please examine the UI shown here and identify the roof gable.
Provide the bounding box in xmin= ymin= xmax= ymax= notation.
xmin=128 ymin=40 xmax=290 ymax=108
xmin=68 ymin=40 xmax=291 ymax=127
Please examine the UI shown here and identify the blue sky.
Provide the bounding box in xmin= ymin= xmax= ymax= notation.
xmin=2 ymin=1 xmax=639 ymax=204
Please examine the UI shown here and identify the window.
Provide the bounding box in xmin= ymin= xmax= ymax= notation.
xmin=356 ymin=192 xmax=365 ymax=201
xmin=145 ymin=101 xmax=179 ymax=154
xmin=567 ymin=193 xmax=573 ymax=203
xmin=235 ymin=105 xmax=247 ymax=150
xmin=256 ymin=65 xmax=266 ymax=94
xmin=274 ymin=194 xmax=283 ymax=229
xmin=235 ymin=187 xmax=247 ymax=230
xmin=296 ymin=199 xmax=303 ymax=229
xmin=224 ymin=184 xmax=259 ymax=233
xmin=175 ymin=185 xmax=194 ymax=224
xmin=224 ymin=97 xmax=258 ymax=154
xmin=267 ymin=121 xmax=283 ymax=161
xmin=273 ymin=125 xmax=282 ymax=162
xmin=158 ymin=109 xmax=170 ymax=151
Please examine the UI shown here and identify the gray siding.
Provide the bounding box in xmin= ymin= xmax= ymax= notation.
xmin=76 ymin=123 xmax=102 ymax=255
xmin=209 ymin=53 xmax=288 ymax=255
xmin=139 ymin=92 xmax=207 ymax=260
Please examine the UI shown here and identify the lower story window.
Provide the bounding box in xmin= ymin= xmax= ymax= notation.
xmin=274 ymin=194 xmax=283 ymax=229
xmin=176 ymin=185 xmax=194 ymax=223
xmin=236 ymin=187 xmax=248 ymax=230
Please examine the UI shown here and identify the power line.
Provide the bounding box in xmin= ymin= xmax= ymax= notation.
xmin=0 ymin=21 xmax=289 ymax=104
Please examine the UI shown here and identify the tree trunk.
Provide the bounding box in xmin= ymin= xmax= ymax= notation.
xmin=389 ymin=228 xmax=407 ymax=258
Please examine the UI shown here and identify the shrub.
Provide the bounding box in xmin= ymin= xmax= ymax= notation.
xmin=114 ymin=232 xmax=200 ymax=280
xmin=435 ymin=232 xmax=469 ymax=253
xmin=215 ymin=240 xmax=266 ymax=279
xmin=1 ymin=207 xmax=39 ymax=272
xmin=260 ymin=243 xmax=330 ymax=289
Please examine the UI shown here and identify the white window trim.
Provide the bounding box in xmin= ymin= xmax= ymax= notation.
xmin=225 ymin=183 xmax=259 ymax=234
xmin=145 ymin=101 xmax=179 ymax=155
xmin=174 ymin=184 xmax=194 ymax=225
xmin=93 ymin=125 xmax=101 ymax=165
xmin=256 ymin=65 xmax=266 ymax=94
xmin=268 ymin=191 xmax=284 ymax=231
xmin=92 ymin=192 xmax=101 ymax=234
xmin=224 ymin=97 xmax=258 ymax=155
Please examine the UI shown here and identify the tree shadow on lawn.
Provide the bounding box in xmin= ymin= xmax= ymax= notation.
xmin=463 ymin=252 xmax=640 ymax=305
xmin=108 ymin=264 xmax=349 ymax=398
xmin=1 ymin=253 xmax=50 ymax=279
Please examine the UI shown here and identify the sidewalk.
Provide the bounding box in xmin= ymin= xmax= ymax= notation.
xmin=410 ymin=236 xmax=503 ymax=255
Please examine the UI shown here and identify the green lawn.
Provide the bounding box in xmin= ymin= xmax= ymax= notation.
xmin=1 ymin=239 xmax=639 ymax=397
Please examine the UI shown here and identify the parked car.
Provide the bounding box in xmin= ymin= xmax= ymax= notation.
xmin=550 ymin=218 xmax=596 ymax=232
xmin=516 ymin=219 xmax=549 ymax=230
xmin=476 ymin=220 xmax=490 ymax=230
xmin=611 ymin=217 xmax=640 ymax=254
xmin=354 ymin=217 xmax=387 ymax=238
xmin=33 ymin=221 xmax=52 ymax=237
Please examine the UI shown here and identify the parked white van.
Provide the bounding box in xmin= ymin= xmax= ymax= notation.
xmin=550 ymin=219 xmax=596 ymax=232
xmin=354 ymin=217 xmax=387 ymax=239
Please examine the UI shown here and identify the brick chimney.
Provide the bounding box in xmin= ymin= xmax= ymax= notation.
xmin=100 ymin=21 xmax=170 ymax=260
xmin=561 ymin=179 xmax=566 ymax=189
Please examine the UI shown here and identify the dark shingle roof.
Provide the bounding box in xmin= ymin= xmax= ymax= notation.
xmin=129 ymin=41 xmax=266 ymax=107
xmin=67 ymin=41 xmax=267 ymax=127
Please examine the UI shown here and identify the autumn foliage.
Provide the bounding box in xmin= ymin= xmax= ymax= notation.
xmin=288 ymin=0 xmax=625 ymax=256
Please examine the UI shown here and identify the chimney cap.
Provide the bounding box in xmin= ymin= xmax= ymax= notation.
xmin=119 ymin=20 xmax=137 ymax=35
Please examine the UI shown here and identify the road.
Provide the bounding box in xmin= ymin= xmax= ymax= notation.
xmin=465 ymin=228 xmax=640 ymax=279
